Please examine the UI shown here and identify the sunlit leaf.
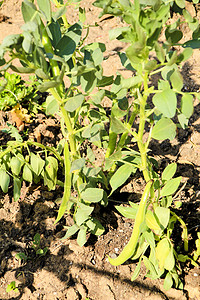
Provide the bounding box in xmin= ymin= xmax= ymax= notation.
xmin=153 ymin=89 xmax=177 ymax=118
xmin=162 ymin=163 xmax=177 ymax=181
xmin=160 ymin=177 xmax=182 ymax=197
xmin=152 ymin=118 xmax=176 ymax=140
xmin=0 ymin=169 xmax=10 ymax=193
xmin=81 ymin=188 xmax=104 ymax=203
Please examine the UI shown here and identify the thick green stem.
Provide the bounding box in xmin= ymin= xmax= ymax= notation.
xmin=49 ymin=88 xmax=78 ymax=160
xmin=137 ymin=83 xmax=151 ymax=182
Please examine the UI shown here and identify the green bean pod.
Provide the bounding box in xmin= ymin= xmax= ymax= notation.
xmin=108 ymin=180 xmax=152 ymax=266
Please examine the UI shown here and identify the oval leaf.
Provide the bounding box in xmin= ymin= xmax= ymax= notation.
xmin=145 ymin=210 xmax=161 ymax=231
xmin=155 ymin=238 xmax=171 ymax=270
xmin=162 ymin=163 xmax=177 ymax=181
xmin=181 ymin=94 xmax=194 ymax=119
xmin=0 ymin=169 xmax=10 ymax=193
xmin=81 ymin=188 xmax=104 ymax=203
xmin=110 ymin=164 xmax=134 ymax=194
xmin=153 ymin=89 xmax=177 ymax=118
xmin=161 ymin=177 xmax=182 ymax=197
xmin=152 ymin=118 xmax=176 ymax=140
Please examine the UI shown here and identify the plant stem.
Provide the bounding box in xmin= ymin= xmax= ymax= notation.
xmin=136 ymin=75 xmax=151 ymax=183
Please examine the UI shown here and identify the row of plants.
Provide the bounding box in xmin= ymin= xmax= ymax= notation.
xmin=0 ymin=0 xmax=200 ymax=290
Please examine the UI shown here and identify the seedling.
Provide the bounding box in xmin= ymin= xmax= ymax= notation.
xmin=6 ymin=281 xmax=19 ymax=293
xmin=32 ymin=233 xmax=48 ymax=256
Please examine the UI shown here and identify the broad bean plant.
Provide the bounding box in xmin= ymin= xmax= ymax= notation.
xmin=0 ymin=0 xmax=199 ymax=289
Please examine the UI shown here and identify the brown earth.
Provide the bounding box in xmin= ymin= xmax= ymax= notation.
xmin=0 ymin=1 xmax=200 ymax=300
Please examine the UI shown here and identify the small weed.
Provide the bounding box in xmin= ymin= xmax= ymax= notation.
xmin=32 ymin=233 xmax=48 ymax=257
xmin=6 ymin=281 xmax=19 ymax=293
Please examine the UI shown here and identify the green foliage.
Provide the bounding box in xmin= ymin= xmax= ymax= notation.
xmin=6 ymin=281 xmax=19 ymax=293
xmin=0 ymin=72 xmax=40 ymax=112
xmin=31 ymin=233 xmax=48 ymax=256
xmin=0 ymin=0 xmax=199 ymax=289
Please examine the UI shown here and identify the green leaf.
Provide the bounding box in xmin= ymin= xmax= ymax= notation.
xmin=162 ymin=163 xmax=177 ymax=181
xmin=110 ymin=164 xmax=134 ymax=194
xmin=80 ymin=71 xmax=97 ymax=93
xmin=183 ymin=39 xmax=200 ymax=49
xmin=155 ymin=207 xmax=170 ymax=230
xmin=75 ymin=208 xmax=90 ymax=226
xmin=143 ymin=256 xmax=158 ymax=278
xmin=155 ymin=238 xmax=171 ymax=270
xmin=110 ymin=115 xmax=127 ymax=134
xmin=115 ymin=204 xmax=138 ymax=219
xmin=38 ymin=81 xmax=59 ymax=92
xmin=178 ymin=113 xmax=189 ymax=129
xmin=1 ymin=124 xmax=23 ymax=142
xmin=65 ymin=94 xmax=84 ymax=112
xmin=44 ymin=156 xmax=58 ymax=190
xmin=144 ymin=60 xmax=157 ymax=71
xmin=181 ymin=94 xmax=194 ymax=118
xmin=97 ymin=75 xmax=114 ymax=87
xmin=10 ymin=65 xmax=35 ymax=74
xmin=170 ymin=71 xmax=183 ymax=91
xmin=161 ymin=177 xmax=182 ymax=197
xmin=152 ymin=118 xmax=176 ymax=140
xmin=143 ymin=231 xmax=155 ymax=248
xmin=145 ymin=210 xmax=161 ymax=231
xmin=70 ymin=158 xmax=85 ymax=172
xmin=14 ymin=177 xmax=21 ymax=202
xmin=10 ymin=156 xmax=23 ymax=176
xmin=177 ymin=47 xmax=193 ymax=63
xmin=0 ymin=169 xmax=10 ymax=193
xmin=164 ymin=247 xmax=175 ymax=271
xmin=121 ymin=75 xmax=142 ymax=89
xmin=6 ymin=281 xmax=18 ymax=293
xmin=165 ymin=28 xmax=183 ymax=44
xmin=154 ymin=42 xmax=165 ymax=63
xmin=175 ymin=0 xmax=185 ymax=8
xmin=37 ymin=0 xmax=51 ymax=22
xmin=82 ymin=42 xmax=106 ymax=53
xmin=153 ymin=89 xmax=177 ymax=118
xmin=61 ymin=224 xmax=79 ymax=240
xmin=131 ymin=257 xmax=142 ymax=281
xmin=30 ymin=153 xmax=45 ymax=176
xmin=91 ymin=90 xmax=105 ymax=105
xmin=15 ymin=252 xmax=28 ymax=261
xmin=22 ymin=0 xmax=40 ymax=24
xmin=164 ymin=272 xmax=173 ymax=290
xmin=118 ymin=52 xmax=135 ymax=71
xmin=23 ymin=164 xmax=33 ymax=183
xmin=46 ymin=95 xmax=59 ymax=115
xmin=77 ymin=227 xmax=87 ymax=246
xmin=53 ymin=5 xmax=67 ymax=21
xmin=89 ymin=218 xmax=105 ymax=236
xmin=56 ymin=23 xmax=82 ymax=61
xmin=91 ymin=47 xmax=103 ymax=66
xmin=81 ymin=188 xmax=104 ymax=203
xmin=48 ymin=20 xmax=62 ymax=49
